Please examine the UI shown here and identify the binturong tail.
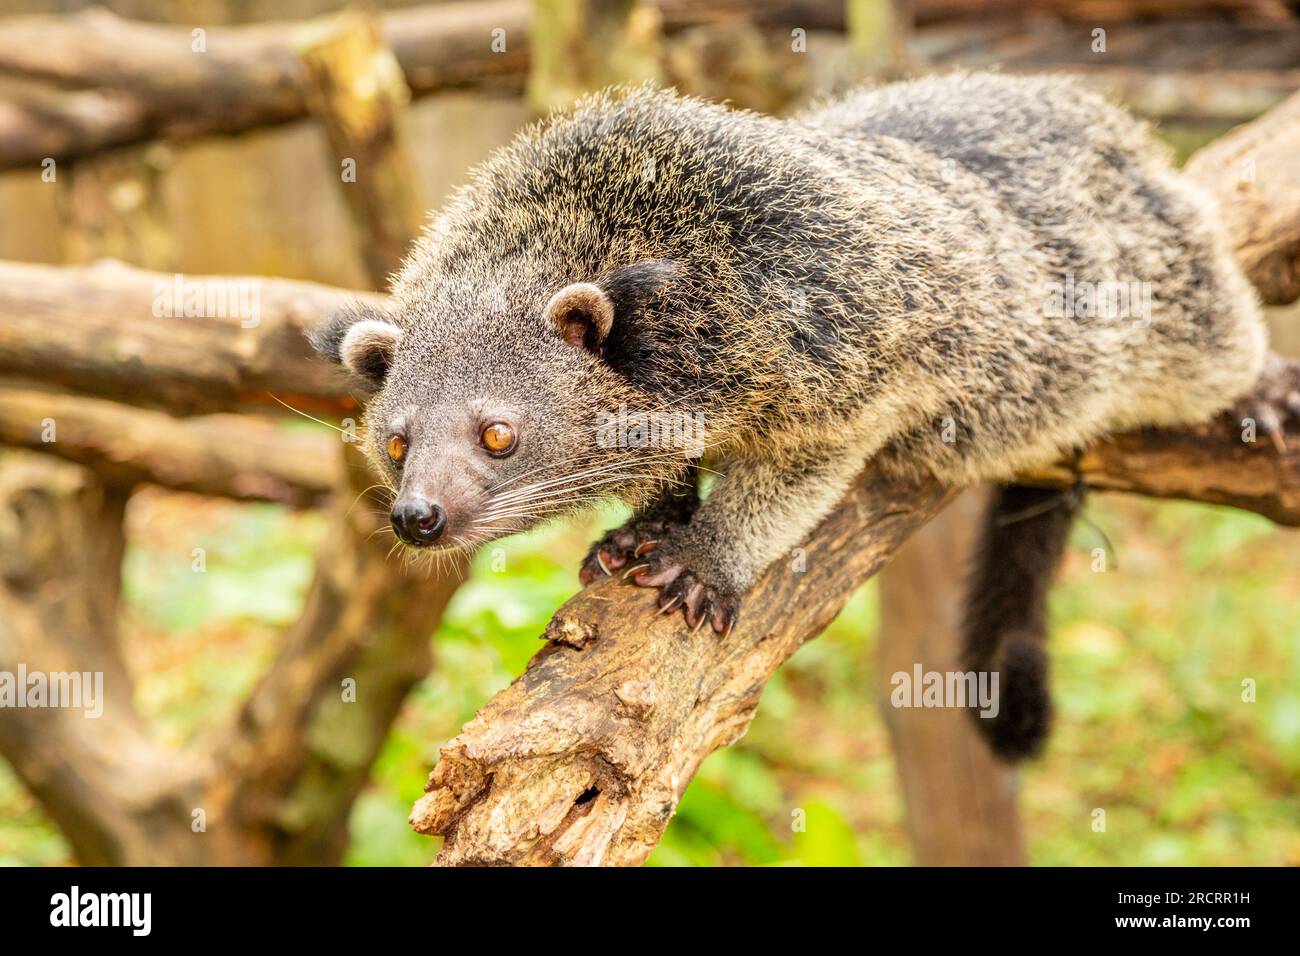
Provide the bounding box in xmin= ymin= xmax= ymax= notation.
xmin=961 ymin=484 xmax=1085 ymax=761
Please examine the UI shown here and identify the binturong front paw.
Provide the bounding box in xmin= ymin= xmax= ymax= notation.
xmin=621 ymin=542 xmax=741 ymax=637
xmin=579 ymin=514 xmax=688 ymax=586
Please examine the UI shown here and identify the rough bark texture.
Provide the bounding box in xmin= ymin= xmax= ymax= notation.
xmin=1186 ymin=91 xmax=1300 ymax=305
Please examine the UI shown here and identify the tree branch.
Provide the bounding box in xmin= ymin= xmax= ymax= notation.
xmin=1186 ymin=88 xmax=1300 ymax=305
xmin=411 ymin=472 xmax=954 ymax=865
xmin=0 ymin=455 xmax=209 ymax=865
xmin=0 ymin=259 xmax=369 ymax=417
xmin=0 ymin=383 xmax=338 ymax=507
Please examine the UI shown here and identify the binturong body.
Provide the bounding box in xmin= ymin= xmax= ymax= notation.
xmin=312 ymin=72 xmax=1268 ymax=760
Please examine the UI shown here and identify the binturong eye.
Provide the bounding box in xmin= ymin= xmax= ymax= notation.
xmin=386 ymin=434 xmax=408 ymax=464
xmin=480 ymin=421 xmax=517 ymax=457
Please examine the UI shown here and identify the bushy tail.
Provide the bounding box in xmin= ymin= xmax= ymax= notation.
xmin=962 ymin=484 xmax=1084 ymax=760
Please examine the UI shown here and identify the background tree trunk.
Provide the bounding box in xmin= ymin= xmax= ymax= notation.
xmin=877 ymin=490 xmax=1026 ymax=866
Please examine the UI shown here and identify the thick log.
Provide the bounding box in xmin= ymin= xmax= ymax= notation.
xmin=0 ymin=384 xmax=338 ymax=507
xmin=0 ymin=3 xmax=528 ymax=171
xmin=0 ymin=259 xmax=370 ymax=417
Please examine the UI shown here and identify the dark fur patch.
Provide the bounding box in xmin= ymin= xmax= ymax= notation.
xmin=306 ymin=301 xmax=390 ymax=365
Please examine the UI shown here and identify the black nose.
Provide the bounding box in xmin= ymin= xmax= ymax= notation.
xmin=391 ymin=497 xmax=446 ymax=546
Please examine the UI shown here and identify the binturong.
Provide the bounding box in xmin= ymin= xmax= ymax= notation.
xmin=311 ymin=73 xmax=1272 ymax=761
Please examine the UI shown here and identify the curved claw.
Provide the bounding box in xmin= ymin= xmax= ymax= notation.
xmin=634 ymin=539 xmax=660 ymax=558
xmin=632 ymin=564 xmax=683 ymax=588
xmin=683 ymin=583 xmax=709 ymax=631
xmin=657 ymin=592 xmax=684 ymax=614
xmin=710 ymin=600 xmax=738 ymax=638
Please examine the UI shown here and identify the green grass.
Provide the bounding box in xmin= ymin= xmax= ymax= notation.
xmin=2 ymin=487 xmax=1298 ymax=866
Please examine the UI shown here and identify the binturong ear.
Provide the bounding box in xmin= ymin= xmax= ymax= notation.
xmin=544 ymin=260 xmax=684 ymax=356
xmin=307 ymin=303 xmax=404 ymax=388
xmin=543 ymin=282 xmax=615 ymax=354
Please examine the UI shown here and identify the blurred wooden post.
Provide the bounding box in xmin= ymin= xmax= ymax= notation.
xmin=526 ymin=0 xmax=663 ymax=114
xmin=297 ymin=13 xmax=426 ymax=289
xmin=57 ymin=143 xmax=177 ymax=270
xmin=876 ymin=489 xmax=1027 ymax=865
xmin=846 ymin=0 xmax=911 ymax=76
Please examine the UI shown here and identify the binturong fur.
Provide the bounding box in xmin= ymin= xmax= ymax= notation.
xmin=310 ymin=72 xmax=1268 ymax=761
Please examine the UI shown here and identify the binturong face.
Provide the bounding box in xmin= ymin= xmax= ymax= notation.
xmin=310 ymin=263 xmax=692 ymax=556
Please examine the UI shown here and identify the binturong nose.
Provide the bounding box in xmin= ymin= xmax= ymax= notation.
xmin=390 ymin=495 xmax=447 ymax=546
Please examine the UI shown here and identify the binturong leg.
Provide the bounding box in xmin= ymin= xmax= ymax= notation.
xmin=624 ymin=447 xmax=869 ymax=635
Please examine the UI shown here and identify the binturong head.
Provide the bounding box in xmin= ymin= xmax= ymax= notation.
xmin=309 ymin=259 xmax=699 ymax=556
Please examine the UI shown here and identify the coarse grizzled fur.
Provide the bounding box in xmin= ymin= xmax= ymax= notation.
xmin=312 ymin=72 xmax=1268 ymax=759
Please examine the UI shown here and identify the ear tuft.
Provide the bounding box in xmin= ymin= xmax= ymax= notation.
xmin=338 ymin=318 xmax=404 ymax=385
xmin=543 ymin=282 xmax=615 ymax=353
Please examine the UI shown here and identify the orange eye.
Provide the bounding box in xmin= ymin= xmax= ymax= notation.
xmin=480 ymin=421 xmax=517 ymax=456
xmin=386 ymin=434 xmax=407 ymax=464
